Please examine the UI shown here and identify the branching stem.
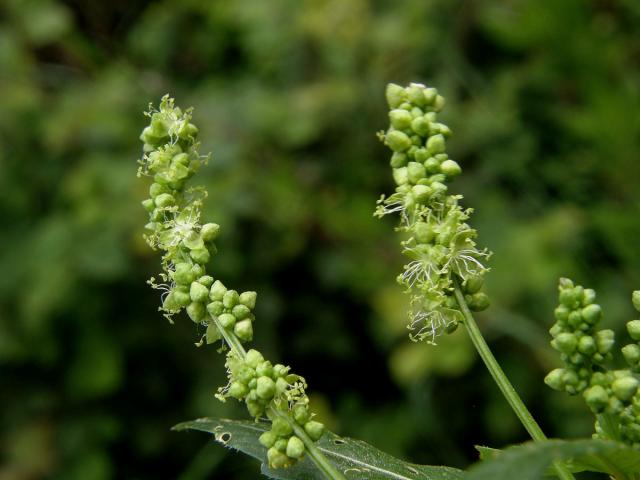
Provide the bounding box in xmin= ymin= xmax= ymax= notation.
xmin=452 ymin=278 xmax=575 ymax=480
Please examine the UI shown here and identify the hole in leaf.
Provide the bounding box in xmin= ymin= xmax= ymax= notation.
xmin=333 ymin=439 xmax=346 ymax=445
xmin=216 ymin=432 xmax=232 ymax=444
xmin=407 ymin=466 xmax=419 ymax=475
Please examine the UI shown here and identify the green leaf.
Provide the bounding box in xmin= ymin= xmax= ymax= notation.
xmin=173 ymin=417 xmax=463 ymax=480
xmin=468 ymin=439 xmax=640 ymax=480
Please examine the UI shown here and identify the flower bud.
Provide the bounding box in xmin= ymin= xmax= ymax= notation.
xmin=584 ymin=385 xmax=608 ymax=412
xmin=232 ymin=304 xmax=251 ymax=320
xmin=286 ymin=436 xmax=305 ymax=459
xmin=413 ymin=222 xmax=435 ymax=243
xmin=386 ymin=130 xmax=412 ymax=152
xmin=567 ymin=311 xmax=582 ymax=329
xmin=187 ymin=302 xmax=206 ymax=322
xmin=385 ymin=83 xmax=406 ymax=108
xmin=259 ymin=431 xmax=277 ymax=448
xmin=228 ymin=381 xmax=249 ymax=399
xmin=276 ymin=377 xmax=289 ymax=395
xmin=206 ymin=301 xmax=224 ymax=316
xmin=190 ymin=282 xmax=209 ymax=303
xmin=267 ymin=447 xmax=290 ymax=468
xmin=633 ymin=291 xmax=640 ymax=312
xmin=623 ymin=344 xmax=640 ymax=366
xmin=554 ymin=305 xmax=570 ymax=322
xmin=206 ymin=323 xmax=221 ymax=344
xmin=256 ymin=361 xmax=273 ymax=378
xmin=552 ymin=333 xmax=577 ymax=354
xmin=245 ymin=349 xmax=264 ymax=368
xmin=141 ymin=198 xmax=155 ymax=212
xmin=411 ymin=116 xmax=431 ymax=136
xmin=154 ymin=193 xmax=175 ymax=208
xmin=595 ymin=329 xmax=615 ymax=354
xmin=464 ymin=276 xmax=484 ymax=295
xmin=627 ymin=320 xmax=640 ymax=341
xmin=273 ymin=364 xmax=289 ymax=377
xmin=271 ymin=417 xmax=293 ymax=437
xmin=390 ymin=152 xmax=408 ymax=168
xmin=468 ymin=292 xmax=490 ymax=312
xmin=200 ymin=223 xmax=220 ymax=242
xmin=238 ymin=291 xmax=257 ymax=310
xmin=293 ymin=405 xmax=310 ymax=425
xmin=304 ymin=421 xmax=324 ymax=441
xmin=582 ymin=288 xmax=596 ymax=306
xmin=190 ymin=247 xmax=210 ymax=264
xmin=218 ymin=313 xmax=236 ymax=329
xmin=612 ymin=377 xmax=639 ymax=402
xmin=433 ymin=95 xmax=445 ymax=112
xmin=209 ymin=280 xmax=227 ymax=301
xmin=256 ymin=376 xmax=276 ymax=400
xmin=223 ymin=290 xmax=240 ymax=309
xmin=581 ymin=304 xmax=602 ymax=325
xmin=426 ymin=134 xmax=445 ymax=154
xmin=577 ymin=335 xmax=596 ymax=355
xmin=544 ymin=368 xmax=565 ymax=390
xmin=172 ymin=263 xmax=196 ymax=285
xmin=172 ymin=287 xmax=191 ymax=308
xmin=234 ymin=319 xmax=253 ymax=342
xmin=440 ymin=159 xmax=461 ymax=178
xmin=407 ymin=162 xmax=426 ymax=184
xmin=411 ymin=184 xmax=432 ymax=204
xmin=559 ymin=287 xmax=580 ymax=308
xmin=389 ymin=109 xmax=413 ymax=130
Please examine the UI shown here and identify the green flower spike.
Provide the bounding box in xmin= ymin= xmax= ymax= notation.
xmin=547 ymin=278 xmax=640 ymax=447
xmin=375 ymin=83 xmax=491 ymax=343
xmin=139 ymin=96 xmax=328 ymax=470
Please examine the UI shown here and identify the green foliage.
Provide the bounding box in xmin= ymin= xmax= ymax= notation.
xmin=174 ymin=418 xmax=463 ymax=480
xmin=470 ymin=439 xmax=640 ymax=479
xmin=3 ymin=0 xmax=640 ymax=478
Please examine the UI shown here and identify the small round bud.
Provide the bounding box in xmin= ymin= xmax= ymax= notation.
xmin=633 ymin=291 xmax=640 ymax=312
xmin=410 ymin=116 xmax=431 ymax=136
xmin=582 ymin=288 xmax=596 ymax=306
xmin=386 ymin=130 xmax=412 ymax=152
xmin=627 ymin=320 xmax=640 ymax=341
xmin=275 ymin=377 xmax=289 ymax=395
xmin=273 ymin=364 xmax=289 ymax=377
xmin=186 ymin=302 xmax=206 ymax=322
xmin=464 ymin=276 xmax=484 ymax=294
xmin=612 ymin=377 xmax=639 ymax=402
xmin=206 ymin=301 xmax=224 ymax=316
xmin=218 ymin=313 xmax=236 ymax=329
xmin=595 ymin=329 xmax=615 ymax=354
xmin=223 ymin=290 xmax=240 ymax=309
xmin=141 ymin=198 xmax=155 ymax=212
xmin=239 ymin=291 xmax=257 ymax=310
xmin=433 ymin=95 xmax=445 ymax=112
xmin=172 ymin=288 xmax=191 ymax=308
xmin=190 ymin=282 xmax=209 ymax=303
xmin=267 ymin=447 xmax=290 ymax=469
xmin=245 ymin=349 xmax=264 ymax=368
xmin=584 ymin=385 xmax=608 ymax=412
xmin=553 ymin=333 xmax=577 ymax=354
xmin=271 ymin=417 xmax=293 ymax=437
xmin=149 ymin=182 xmax=168 ymax=198
xmin=154 ymin=193 xmax=175 ymax=208
xmin=274 ymin=439 xmax=288 ymax=452
xmin=390 ymin=152 xmax=408 ymax=168
xmin=407 ymin=162 xmax=426 ymax=184
xmin=468 ymin=292 xmax=490 ymax=312
xmin=293 ymin=405 xmax=310 ymax=425
xmin=554 ymin=305 xmax=570 ymax=322
xmin=567 ymin=311 xmax=583 ymax=329
xmin=232 ymin=304 xmax=251 ymax=320
xmin=440 ymin=159 xmax=461 ymax=178
xmin=559 ymin=288 xmax=580 ymax=308
xmin=623 ymin=344 xmax=640 ymax=366
xmin=389 ymin=109 xmax=413 ymax=130
xmin=234 ymin=319 xmax=253 ymax=342
xmin=198 ymin=275 xmax=214 ymax=287
xmin=201 ymin=223 xmax=220 ymax=242
xmin=385 ymin=83 xmax=406 ymax=108
xmin=256 ymin=361 xmax=273 ymax=378
xmin=246 ymin=399 xmax=263 ymax=418
xmin=581 ymin=304 xmax=602 ymax=325
xmin=190 ymin=247 xmax=210 ymax=264
xmin=256 ymin=376 xmax=276 ymax=400
xmin=392 ymin=167 xmax=409 ymax=185
xmin=577 ymin=335 xmax=596 ymax=355
xmin=413 ymin=222 xmax=435 ymax=243
xmin=411 ymin=184 xmax=432 ymax=204
xmin=259 ymin=431 xmax=277 ymax=448
xmin=209 ymin=280 xmax=227 ymax=301
xmin=426 ymin=134 xmax=445 ymax=154
xmin=228 ymin=381 xmax=249 ymax=399
xmin=206 ymin=323 xmax=221 ymax=344
xmin=172 ymin=263 xmax=196 ymax=285
xmin=286 ymin=436 xmax=305 ymax=459
xmin=304 ymin=421 xmax=324 ymax=441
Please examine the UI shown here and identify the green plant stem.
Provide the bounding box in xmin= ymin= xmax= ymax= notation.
xmin=211 ymin=314 xmax=346 ymax=480
xmin=452 ymin=278 xmax=575 ymax=480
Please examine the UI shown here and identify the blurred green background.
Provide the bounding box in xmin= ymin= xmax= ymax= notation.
xmin=1 ymin=0 xmax=639 ymax=478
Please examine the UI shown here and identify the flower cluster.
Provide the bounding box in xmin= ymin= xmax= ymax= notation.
xmin=139 ymin=96 xmax=322 ymax=468
xmin=375 ymin=83 xmax=490 ymax=343
xmin=546 ymin=279 xmax=640 ymax=446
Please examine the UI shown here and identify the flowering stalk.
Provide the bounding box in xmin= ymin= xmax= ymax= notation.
xmin=137 ymin=96 xmax=344 ymax=479
xmin=546 ymin=279 xmax=640 ymax=448
xmin=376 ymin=83 xmax=575 ymax=480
